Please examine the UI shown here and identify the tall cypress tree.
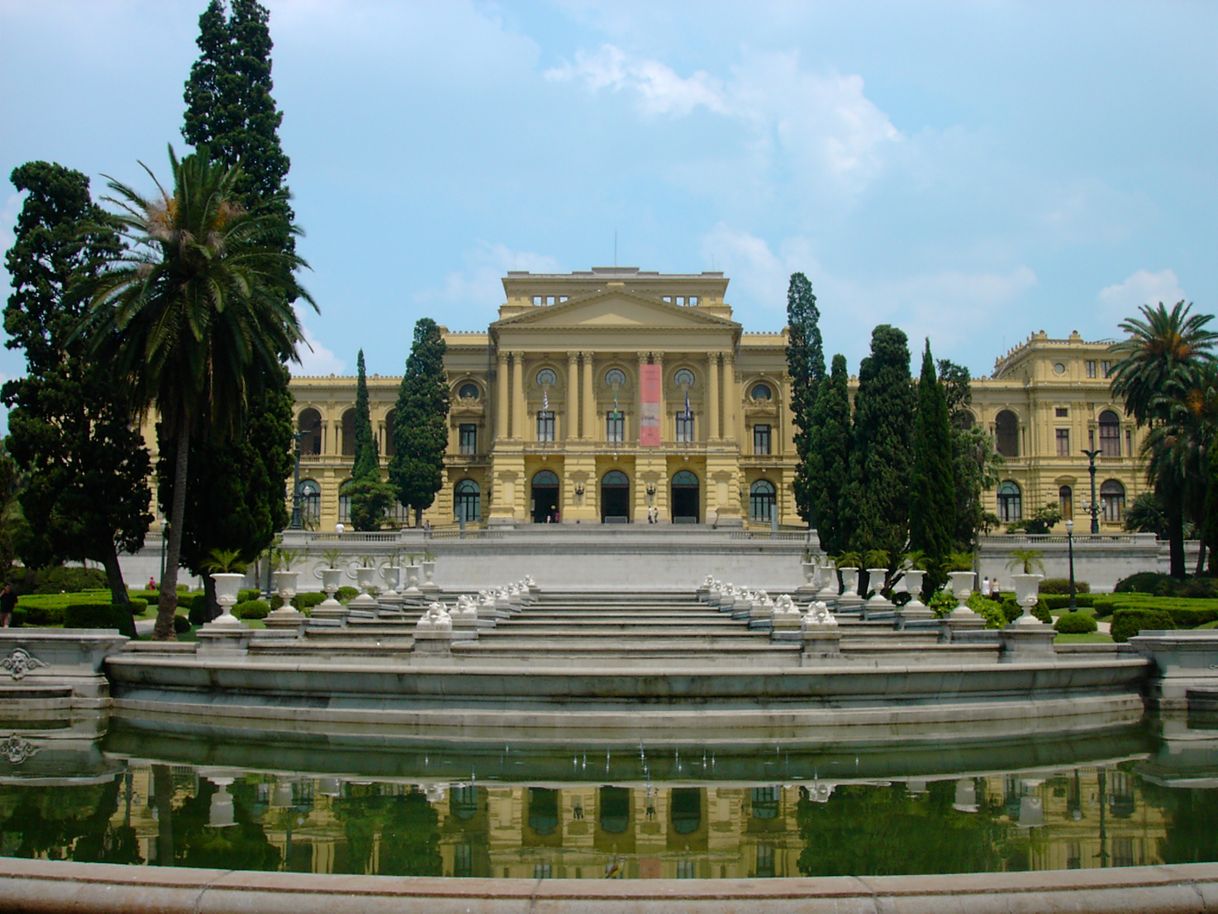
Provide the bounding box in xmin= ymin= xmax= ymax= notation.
xmin=2 ymin=162 xmax=151 ymax=604
xmin=939 ymin=358 xmax=1001 ymax=550
xmin=808 ymin=354 xmax=852 ymax=554
xmin=390 ymin=319 xmax=450 ymax=527
xmin=785 ymin=273 xmax=825 ymax=523
xmin=347 ymin=350 xmax=392 ymax=530
xmin=848 ymin=325 xmax=915 ymax=560
xmin=175 ymin=0 xmax=303 ymax=586
xmin=909 ymin=341 xmax=956 ymax=590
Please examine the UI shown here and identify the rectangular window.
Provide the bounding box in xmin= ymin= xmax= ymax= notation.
xmin=536 ymin=410 xmax=555 ymax=442
xmin=1126 ymin=429 xmax=1133 ymax=456
xmin=753 ymin=424 xmax=772 ymax=455
xmin=1100 ymin=421 xmax=1121 ymax=458
xmin=1055 ymin=407 xmax=1068 ymax=418
xmin=676 ymin=413 xmax=695 ymax=443
xmin=1086 ymin=360 xmax=1097 ymax=378
xmin=459 ymin=423 xmax=477 ymax=455
xmin=1055 ymin=428 xmax=1070 ymax=456
xmin=1102 ymin=360 xmax=1113 ymax=377
xmin=606 ymin=410 xmax=624 ymax=444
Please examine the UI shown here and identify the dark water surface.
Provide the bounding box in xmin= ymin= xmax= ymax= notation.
xmin=0 ymin=716 xmax=1215 ymax=879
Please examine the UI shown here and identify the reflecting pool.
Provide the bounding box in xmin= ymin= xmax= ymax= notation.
xmin=0 ymin=716 xmax=1215 ymax=879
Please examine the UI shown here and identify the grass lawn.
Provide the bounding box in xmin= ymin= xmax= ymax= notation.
xmin=1054 ymin=632 xmax=1114 ymax=644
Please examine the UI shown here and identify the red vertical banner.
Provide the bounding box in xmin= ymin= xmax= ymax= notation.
xmin=639 ymin=363 xmax=661 ymax=446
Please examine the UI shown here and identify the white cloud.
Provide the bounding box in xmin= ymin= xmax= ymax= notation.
xmin=1097 ymin=269 xmax=1186 ymax=330
xmin=546 ymin=45 xmax=900 ymax=196
xmin=292 ymin=307 xmax=346 ymax=376
xmin=419 ymin=242 xmax=564 ymax=310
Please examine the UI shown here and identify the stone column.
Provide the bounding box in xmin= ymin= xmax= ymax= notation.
xmin=636 ymin=352 xmax=647 ymax=444
xmin=723 ymin=349 xmax=738 ymax=442
xmin=653 ymin=353 xmax=665 ymax=444
xmin=582 ymin=353 xmax=595 ymax=440
xmin=511 ymin=352 xmax=525 ymax=439
xmin=495 ymin=351 xmax=509 ymax=440
xmin=566 ymin=351 xmax=580 ymax=441
xmin=707 ymin=353 xmax=721 ymax=440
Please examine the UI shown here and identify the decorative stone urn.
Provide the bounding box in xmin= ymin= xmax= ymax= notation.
xmin=401 ymin=564 xmax=423 ymax=598
xmin=947 ymin=571 xmax=980 ymax=619
xmin=271 ymin=570 xmax=298 ymax=603
xmin=208 ymin=573 xmax=245 ymax=626
xmin=346 ymin=563 xmax=379 ymax=610
xmin=265 ymin=569 xmax=304 ymax=627
xmin=953 ymin=778 xmax=979 ymax=813
xmin=378 ymin=562 xmax=403 ymax=605
xmin=1010 ymin=573 xmax=1046 ymax=626
xmin=835 ymin=568 xmax=864 ymax=614
xmin=420 ymin=560 xmax=440 ymax=595
xmin=204 ymin=774 xmax=236 ymax=828
xmin=863 ymin=567 xmax=892 ymax=617
xmin=898 ymin=569 xmax=934 ymax=622
xmin=816 ymin=562 xmax=839 ymax=606
xmin=797 ymin=560 xmax=819 ymax=595
xmin=311 ymin=566 xmax=345 ymax=618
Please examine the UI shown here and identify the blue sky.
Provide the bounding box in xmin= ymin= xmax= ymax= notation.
xmin=1 ymin=0 xmax=1215 ymax=400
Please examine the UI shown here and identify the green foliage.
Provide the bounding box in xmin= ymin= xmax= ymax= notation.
xmin=2 ymin=161 xmax=152 ymax=605
xmin=185 ymin=592 xmax=211 ymax=626
xmin=389 ymin=319 xmax=450 ymax=525
xmin=1005 ymin=548 xmax=1046 ymax=575
xmin=1115 ymin=572 xmax=1218 ymax=597
xmin=173 ymin=614 xmax=192 ymax=634
xmin=346 ymin=350 xmax=394 ymax=530
xmin=292 ymin=591 xmax=326 ymax=611
xmin=1006 ymin=502 xmax=1062 ymax=535
xmin=965 ymin=593 xmax=1006 ymax=629
xmin=238 ymin=587 xmax=260 ymax=603
xmin=1124 ymin=491 xmax=1169 ymax=537
xmin=124 ymin=597 xmax=148 ymax=615
xmin=909 ymin=341 xmax=956 ymax=592
xmin=928 ymin=589 xmax=957 ymax=617
xmin=1054 ymin=611 xmax=1097 ymax=634
xmin=234 ymin=598 xmax=270 ymax=620
xmin=785 ymin=272 xmax=824 ymax=522
xmin=1042 ymin=593 xmax=1096 ymax=610
xmin=203 ymin=548 xmax=246 ymax=573
xmin=1000 ymin=594 xmax=1051 ymax=624
xmin=335 ymin=585 xmax=358 ymax=603
xmin=808 ymin=354 xmax=852 ymax=554
xmin=1039 ymin=578 xmax=1089 ymax=594
xmin=64 ymin=602 xmax=136 ymax=638
xmin=31 ymin=565 xmax=108 ymax=593
xmin=848 ymin=326 xmax=915 ymax=557
xmin=1111 ymin=608 xmax=1175 ymax=643
xmin=88 ymin=147 xmax=313 ymax=639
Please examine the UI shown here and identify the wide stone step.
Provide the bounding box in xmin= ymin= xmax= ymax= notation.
xmin=461 ymin=634 xmax=786 ymax=650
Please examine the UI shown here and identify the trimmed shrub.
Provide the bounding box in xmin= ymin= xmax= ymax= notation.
xmin=293 ymin=591 xmax=326 ymax=612
xmin=185 ymin=592 xmax=211 ymax=626
xmin=19 ymin=603 xmax=67 ymax=626
xmin=966 ymin=593 xmax=1007 ymax=629
xmin=172 ymin=614 xmax=192 ymax=635
xmin=125 ymin=597 xmax=148 ymax=615
xmin=64 ymin=602 xmax=136 ymax=638
xmin=1165 ymin=606 xmax=1218 ymax=628
xmin=336 ymin=586 xmax=359 ymax=604
xmin=1115 ymin=572 xmax=1173 ymax=595
xmin=1111 ymin=608 xmax=1175 ymax=643
xmin=1054 ymin=611 xmax=1098 ymax=634
xmin=1043 ymin=593 xmax=1096 ymax=611
xmin=238 ymin=588 xmax=260 ymax=604
xmin=1039 ymin=578 xmax=1090 ymax=595
xmin=130 ymin=589 xmax=160 ymax=603
xmin=1177 ymin=577 xmax=1218 ymax=598
xmin=235 ymin=598 xmax=270 ymax=621
xmin=33 ymin=565 xmax=108 ymax=594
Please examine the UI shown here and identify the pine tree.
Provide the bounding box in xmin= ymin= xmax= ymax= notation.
xmin=785 ymin=272 xmax=825 ymax=523
xmin=390 ymin=319 xmax=450 ymax=526
xmin=2 ymin=162 xmax=152 ymax=604
xmin=176 ymin=0 xmax=305 ymax=580
xmin=848 ymin=325 xmax=915 ymax=560
xmin=938 ymin=358 xmax=1002 ymax=550
xmin=808 ymin=354 xmax=852 ymax=554
xmin=348 ymin=350 xmax=392 ymax=530
xmin=909 ymin=341 xmax=956 ymax=591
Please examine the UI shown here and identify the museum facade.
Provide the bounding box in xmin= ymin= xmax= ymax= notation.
xmin=285 ymin=266 xmax=1146 ymax=533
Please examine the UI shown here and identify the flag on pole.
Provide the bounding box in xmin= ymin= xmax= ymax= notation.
xmin=683 ymin=390 xmax=692 ymax=420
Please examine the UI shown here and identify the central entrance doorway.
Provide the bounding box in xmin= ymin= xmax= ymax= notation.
xmin=531 ymin=470 xmax=560 ymax=523
xmin=671 ymin=470 xmax=700 ymax=523
xmin=600 ymin=470 xmax=630 ymax=523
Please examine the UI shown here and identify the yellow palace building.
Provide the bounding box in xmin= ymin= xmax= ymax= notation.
xmin=285 ymin=266 xmax=1147 ymax=533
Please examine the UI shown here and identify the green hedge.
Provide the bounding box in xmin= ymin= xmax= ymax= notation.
xmin=1115 ymin=572 xmax=1218 ymax=598
xmin=234 ymin=598 xmax=270 ymax=620
xmin=293 ymin=591 xmax=326 ymax=611
xmin=1039 ymin=578 xmax=1090 ymax=595
xmin=185 ymin=592 xmax=211 ymax=626
xmin=19 ymin=604 xmax=67 ymax=626
xmin=1111 ymin=608 xmax=1175 ymax=643
xmin=336 ymin=586 xmax=359 ymax=603
xmin=238 ymin=588 xmax=261 ymax=604
xmin=31 ymin=566 xmax=108 ymax=594
xmin=173 ymin=614 xmax=191 ymax=634
xmin=64 ymin=602 xmax=136 ymax=638
xmin=1054 ymin=611 xmax=1098 ymax=634
xmin=1043 ymin=593 xmax=1096 ymax=611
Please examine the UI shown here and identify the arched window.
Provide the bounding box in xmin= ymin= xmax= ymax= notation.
xmin=750 ymin=382 xmax=773 ymax=401
xmin=384 ymin=409 xmax=397 ymax=458
xmin=457 ymin=381 xmax=480 ymax=400
xmin=299 ymin=479 xmax=320 ymax=529
xmin=1099 ymin=410 xmax=1121 ymax=458
xmin=995 ymin=410 xmax=1019 ymax=458
xmin=536 ymin=368 xmax=557 ymax=387
xmin=341 ymin=409 xmax=357 ymax=457
xmin=1059 ymin=485 xmax=1073 ymax=518
xmin=338 ymin=479 xmax=353 ymax=523
xmin=954 ymin=410 xmax=976 ymax=431
xmin=749 ymin=479 xmax=776 ymax=523
xmin=1101 ymin=479 xmax=1125 ymax=523
xmin=455 ymin=479 xmax=480 ymax=523
xmin=997 ymin=480 xmax=1022 ymax=522
xmin=605 ymin=367 xmax=626 ymax=388
xmin=674 ymin=368 xmax=695 ymax=388
xmin=298 ymin=408 xmax=322 ymax=456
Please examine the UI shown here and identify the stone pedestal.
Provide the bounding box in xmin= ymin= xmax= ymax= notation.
xmin=999 ymin=626 xmax=1057 ymax=660
xmin=835 ymin=568 xmax=863 ymax=614
xmin=800 ymin=628 xmax=843 ymax=660
xmin=196 ymin=626 xmax=255 ymax=655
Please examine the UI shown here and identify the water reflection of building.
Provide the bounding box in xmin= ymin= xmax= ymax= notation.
xmin=97 ymin=766 xmax=1174 ymax=878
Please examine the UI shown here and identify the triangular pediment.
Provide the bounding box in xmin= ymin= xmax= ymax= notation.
xmin=493 ymin=289 xmax=739 ymax=332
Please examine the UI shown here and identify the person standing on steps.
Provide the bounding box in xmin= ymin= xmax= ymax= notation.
xmin=0 ymin=583 xmax=16 ymax=628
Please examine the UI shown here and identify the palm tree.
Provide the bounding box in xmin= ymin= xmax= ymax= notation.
xmin=1109 ymin=301 xmax=1217 ymax=578
xmin=89 ymin=147 xmax=313 ymax=638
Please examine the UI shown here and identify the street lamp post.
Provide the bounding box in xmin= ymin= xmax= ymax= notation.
xmin=1066 ymin=518 xmax=1077 ymax=612
xmin=1082 ymin=448 xmax=1101 ymax=535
